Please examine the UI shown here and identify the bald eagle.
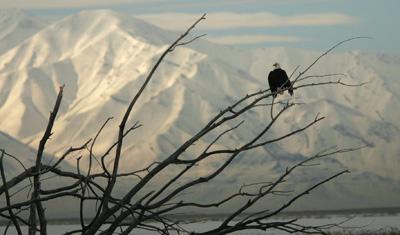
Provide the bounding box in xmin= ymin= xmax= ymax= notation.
xmin=268 ymin=63 xmax=294 ymax=98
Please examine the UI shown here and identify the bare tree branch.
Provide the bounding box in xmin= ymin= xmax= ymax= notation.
xmin=292 ymin=37 xmax=371 ymax=84
xmin=29 ymin=85 xmax=65 ymax=235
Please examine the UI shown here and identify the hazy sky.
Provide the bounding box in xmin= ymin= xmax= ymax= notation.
xmin=1 ymin=0 xmax=398 ymax=54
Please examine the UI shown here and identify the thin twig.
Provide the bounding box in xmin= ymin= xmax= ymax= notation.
xmin=0 ymin=150 xmax=22 ymax=235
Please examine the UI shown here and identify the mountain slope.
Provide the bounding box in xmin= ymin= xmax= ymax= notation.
xmin=0 ymin=9 xmax=46 ymax=55
xmin=0 ymin=131 xmax=63 ymax=177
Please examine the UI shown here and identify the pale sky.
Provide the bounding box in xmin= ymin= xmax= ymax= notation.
xmin=1 ymin=0 xmax=398 ymax=54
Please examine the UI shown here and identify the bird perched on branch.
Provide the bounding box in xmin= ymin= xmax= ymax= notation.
xmin=268 ymin=62 xmax=294 ymax=98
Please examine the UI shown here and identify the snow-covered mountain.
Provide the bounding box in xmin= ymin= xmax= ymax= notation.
xmin=0 ymin=10 xmax=399 ymax=209
xmin=0 ymin=9 xmax=46 ymax=55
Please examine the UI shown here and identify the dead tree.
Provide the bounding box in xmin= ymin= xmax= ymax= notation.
xmin=0 ymin=14 xmax=366 ymax=235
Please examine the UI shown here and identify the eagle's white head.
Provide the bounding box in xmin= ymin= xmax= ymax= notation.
xmin=273 ymin=62 xmax=281 ymax=69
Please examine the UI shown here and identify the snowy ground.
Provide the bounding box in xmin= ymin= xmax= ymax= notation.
xmin=1 ymin=213 xmax=399 ymax=234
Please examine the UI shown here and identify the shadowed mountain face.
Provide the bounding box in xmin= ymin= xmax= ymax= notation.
xmin=0 ymin=9 xmax=399 ymax=210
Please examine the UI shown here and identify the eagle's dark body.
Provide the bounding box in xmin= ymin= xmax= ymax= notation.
xmin=268 ymin=68 xmax=294 ymax=98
